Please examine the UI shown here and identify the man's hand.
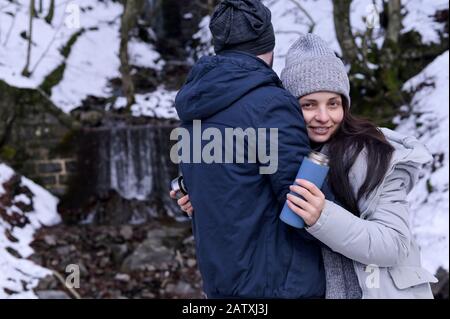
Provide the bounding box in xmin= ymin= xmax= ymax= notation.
xmin=169 ymin=191 xmax=194 ymax=217
xmin=286 ymin=179 xmax=325 ymax=227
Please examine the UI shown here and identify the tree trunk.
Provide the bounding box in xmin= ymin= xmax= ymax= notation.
xmin=385 ymin=0 xmax=402 ymax=45
xmin=120 ymin=0 xmax=144 ymax=112
xmin=22 ymin=0 xmax=34 ymax=77
xmin=380 ymin=0 xmax=403 ymax=102
xmin=332 ymin=0 xmax=359 ymax=64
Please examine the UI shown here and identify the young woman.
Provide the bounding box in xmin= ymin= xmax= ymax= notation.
xmin=171 ymin=34 xmax=438 ymax=299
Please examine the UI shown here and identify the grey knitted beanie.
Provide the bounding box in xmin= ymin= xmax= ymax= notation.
xmin=281 ymin=34 xmax=351 ymax=107
xmin=209 ymin=0 xmax=275 ymax=56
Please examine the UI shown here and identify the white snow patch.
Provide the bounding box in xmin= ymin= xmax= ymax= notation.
xmin=396 ymin=51 xmax=449 ymax=274
xmin=402 ymin=0 xmax=449 ymax=44
xmin=130 ymin=87 xmax=179 ymax=119
xmin=0 ymin=163 xmax=61 ymax=299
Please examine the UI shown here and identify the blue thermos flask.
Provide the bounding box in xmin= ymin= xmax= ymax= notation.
xmin=280 ymin=151 xmax=330 ymax=228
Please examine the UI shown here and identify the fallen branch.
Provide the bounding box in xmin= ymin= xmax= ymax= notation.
xmin=52 ymin=270 xmax=82 ymax=299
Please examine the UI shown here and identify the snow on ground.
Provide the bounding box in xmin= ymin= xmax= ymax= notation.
xmin=394 ymin=51 xmax=449 ymax=273
xmin=113 ymin=86 xmax=179 ymax=119
xmin=0 ymin=0 xmax=70 ymax=88
xmin=129 ymin=39 xmax=165 ymax=71
xmin=0 ymin=0 xmax=123 ymax=112
xmin=192 ymin=16 xmax=214 ymax=59
xmin=49 ymin=0 xmax=123 ymax=113
xmin=130 ymin=87 xmax=178 ymax=118
xmin=0 ymin=163 xmax=61 ymax=299
xmin=0 ymin=0 xmax=169 ymax=114
xmin=1 ymin=0 xmax=447 ymax=116
xmin=402 ymin=0 xmax=449 ymax=44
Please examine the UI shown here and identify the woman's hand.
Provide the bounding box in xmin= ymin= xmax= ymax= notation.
xmin=286 ymin=179 xmax=326 ymax=227
xmin=169 ymin=191 xmax=194 ymax=217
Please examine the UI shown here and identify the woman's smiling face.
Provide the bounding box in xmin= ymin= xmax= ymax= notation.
xmin=299 ymin=91 xmax=345 ymax=143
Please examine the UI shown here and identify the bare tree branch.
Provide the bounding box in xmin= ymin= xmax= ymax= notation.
xmin=30 ymin=2 xmax=70 ymax=75
xmin=275 ymin=30 xmax=304 ymax=36
xmin=52 ymin=270 xmax=82 ymax=299
xmin=2 ymin=6 xmax=19 ymax=47
xmin=288 ymin=0 xmax=316 ymax=33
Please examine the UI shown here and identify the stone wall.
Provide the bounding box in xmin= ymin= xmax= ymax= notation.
xmin=0 ymin=80 xmax=76 ymax=197
xmin=26 ymin=158 xmax=77 ymax=196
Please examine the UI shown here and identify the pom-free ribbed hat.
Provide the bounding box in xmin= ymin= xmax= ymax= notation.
xmin=281 ymin=34 xmax=351 ymax=107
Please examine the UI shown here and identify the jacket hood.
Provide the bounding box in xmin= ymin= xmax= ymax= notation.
xmin=175 ymin=51 xmax=282 ymax=121
xmin=338 ymin=127 xmax=432 ymax=205
xmin=380 ymin=127 xmax=433 ymax=166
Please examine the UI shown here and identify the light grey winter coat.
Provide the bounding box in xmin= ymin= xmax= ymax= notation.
xmin=306 ymin=128 xmax=438 ymax=299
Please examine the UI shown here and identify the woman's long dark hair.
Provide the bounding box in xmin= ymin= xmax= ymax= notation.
xmin=327 ymin=104 xmax=395 ymax=216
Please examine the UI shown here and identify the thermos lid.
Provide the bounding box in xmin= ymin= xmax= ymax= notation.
xmin=171 ymin=176 xmax=188 ymax=195
xmin=308 ymin=151 xmax=329 ymax=166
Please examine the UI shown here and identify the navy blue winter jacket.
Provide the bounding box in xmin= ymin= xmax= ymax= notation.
xmin=175 ymin=51 xmax=325 ymax=298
